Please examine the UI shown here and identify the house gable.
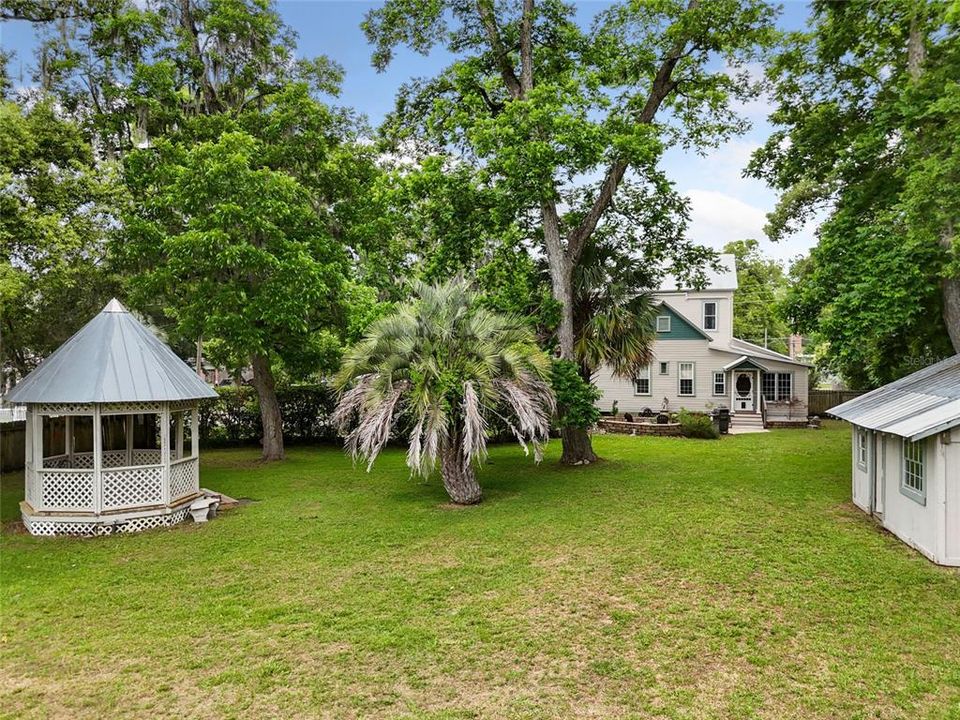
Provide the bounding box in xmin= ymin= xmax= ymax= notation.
xmin=653 ymin=302 xmax=712 ymax=341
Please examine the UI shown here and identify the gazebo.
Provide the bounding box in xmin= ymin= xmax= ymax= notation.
xmin=6 ymin=299 xmax=220 ymax=536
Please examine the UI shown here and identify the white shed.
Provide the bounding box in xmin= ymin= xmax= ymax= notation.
xmin=830 ymin=354 xmax=960 ymax=566
xmin=5 ymin=300 xmax=220 ymax=536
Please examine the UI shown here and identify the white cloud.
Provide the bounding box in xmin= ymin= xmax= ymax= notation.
xmin=685 ymin=189 xmax=768 ymax=247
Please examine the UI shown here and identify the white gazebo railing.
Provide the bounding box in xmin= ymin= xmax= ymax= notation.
xmin=26 ymin=453 xmax=200 ymax=514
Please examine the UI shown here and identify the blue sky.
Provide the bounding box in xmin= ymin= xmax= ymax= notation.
xmin=1 ymin=1 xmax=818 ymax=264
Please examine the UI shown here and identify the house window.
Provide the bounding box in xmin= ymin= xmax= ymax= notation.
xmin=713 ymin=371 xmax=726 ymax=396
xmin=633 ymin=365 xmax=651 ymax=395
xmin=762 ymin=372 xmax=792 ymax=401
xmin=703 ymin=301 xmax=717 ymax=331
xmin=678 ymin=362 xmax=695 ymax=396
xmin=659 ymin=361 xmax=669 ymax=375
xmin=856 ymin=429 xmax=867 ymax=469
xmin=656 ymin=315 xmax=671 ymax=332
xmin=901 ymin=438 xmax=925 ymax=504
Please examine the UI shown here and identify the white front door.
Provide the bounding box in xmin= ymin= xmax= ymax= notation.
xmin=734 ymin=372 xmax=755 ymax=412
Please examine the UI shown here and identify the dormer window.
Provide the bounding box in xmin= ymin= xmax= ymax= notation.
xmin=656 ymin=315 xmax=671 ymax=332
xmin=703 ymin=301 xmax=717 ymax=331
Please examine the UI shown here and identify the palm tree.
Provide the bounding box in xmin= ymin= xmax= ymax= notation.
xmin=573 ymin=238 xmax=658 ymax=383
xmin=332 ymin=278 xmax=555 ymax=505
xmin=556 ymin=239 xmax=658 ymax=464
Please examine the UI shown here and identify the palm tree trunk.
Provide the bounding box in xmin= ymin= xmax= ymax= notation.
xmin=440 ymin=437 xmax=482 ymax=504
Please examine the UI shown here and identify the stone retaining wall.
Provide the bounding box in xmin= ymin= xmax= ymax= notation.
xmin=597 ymin=419 xmax=683 ymax=437
xmin=765 ymin=420 xmax=812 ymax=429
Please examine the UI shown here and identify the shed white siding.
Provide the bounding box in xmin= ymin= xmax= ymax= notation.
xmin=853 ymin=424 xmax=960 ymax=566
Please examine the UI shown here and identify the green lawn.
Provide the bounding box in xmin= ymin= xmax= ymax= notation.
xmin=1 ymin=422 xmax=958 ymax=719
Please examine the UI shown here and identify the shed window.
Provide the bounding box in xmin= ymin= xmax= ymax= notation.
xmin=703 ymin=302 xmax=717 ymax=331
xmin=901 ymin=439 xmax=925 ymax=503
xmin=679 ymin=362 xmax=695 ymax=396
xmin=856 ymin=429 xmax=867 ymax=469
xmin=659 ymin=361 xmax=669 ymax=375
xmin=713 ymin=371 xmax=726 ymax=396
xmin=762 ymin=372 xmax=792 ymax=401
xmin=633 ymin=365 xmax=651 ymax=396
xmin=656 ymin=315 xmax=671 ymax=333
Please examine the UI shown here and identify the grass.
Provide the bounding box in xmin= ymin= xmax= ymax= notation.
xmin=1 ymin=421 xmax=958 ymax=719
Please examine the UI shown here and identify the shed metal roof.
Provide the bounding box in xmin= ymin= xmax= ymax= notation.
xmin=5 ymin=299 xmax=218 ymax=404
xmin=829 ymin=354 xmax=960 ymax=441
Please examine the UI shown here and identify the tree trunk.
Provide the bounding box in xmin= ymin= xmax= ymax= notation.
xmin=440 ymin=438 xmax=482 ymax=504
xmin=560 ymin=425 xmax=597 ymax=465
xmin=906 ymin=13 xmax=958 ymax=352
xmin=250 ymin=352 xmax=284 ymax=461
xmin=942 ymin=224 xmax=960 ymax=353
xmin=542 ymin=203 xmax=598 ymax=465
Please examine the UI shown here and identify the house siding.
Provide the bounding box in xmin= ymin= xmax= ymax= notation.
xmin=654 ymin=305 xmax=709 ymax=340
xmin=594 ymin=347 xmax=808 ymax=415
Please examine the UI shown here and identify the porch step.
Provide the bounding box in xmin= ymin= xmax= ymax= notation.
xmin=732 ymin=414 xmax=765 ymax=427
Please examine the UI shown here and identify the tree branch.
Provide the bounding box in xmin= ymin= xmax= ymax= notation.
xmin=476 ymin=0 xmax=522 ymax=99
xmin=519 ymin=0 xmax=534 ymax=93
xmin=565 ymin=4 xmax=696 ymax=262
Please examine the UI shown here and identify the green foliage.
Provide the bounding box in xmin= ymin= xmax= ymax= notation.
xmin=0 ymin=100 xmax=122 ymax=380
xmin=751 ymin=0 xmax=959 ymax=388
xmin=199 ymin=384 xmax=337 ymax=446
xmin=550 ymin=359 xmax=601 ymax=430
xmin=572 ymin=237 xmax=661 ymax=381
xmin=121 ymin=129 xmax=348 ymax=376
xmin=723 ymin=239 xmax=791 ymax=354
xmin=677 ymin=409 xmax=719 ymax=440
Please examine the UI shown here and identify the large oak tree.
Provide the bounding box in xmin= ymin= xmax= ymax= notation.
xmin=364 ymin=0 xmax=778 ymax=463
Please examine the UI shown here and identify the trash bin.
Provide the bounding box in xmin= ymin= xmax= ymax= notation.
xmin=714 ymin=408 xmax=730 ymax=434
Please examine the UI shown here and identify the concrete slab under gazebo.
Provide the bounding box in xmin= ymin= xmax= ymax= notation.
xmin=5 ymin=299 xmax=220 ymax=536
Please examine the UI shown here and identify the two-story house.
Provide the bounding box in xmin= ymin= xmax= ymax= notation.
xmin=593 ymin=254 xmax=810 ymax=430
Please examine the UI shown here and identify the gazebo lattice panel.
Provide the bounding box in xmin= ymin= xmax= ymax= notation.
xmin=23 ymin=509 xmax=190 ymax=537
xmin=39 ymin=471 xmax=95 ymax=511
xmin=34 ymin=403 xmax=92 ymax=415
xmin=132 ymin=449 xmax=162 ymax=465
xmin=102 ymin=467 xmax=164 ymax=510
xmin=100 ymin=402 xmax=163 ymax=414
xmin=170 ymin=459 xmax=199 ymax=500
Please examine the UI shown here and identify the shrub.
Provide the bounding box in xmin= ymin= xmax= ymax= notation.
xmin=678 ymin=409 xmax=719 ymax=439
xmin=551 ymin=359 xmax=601 ymax=430
xmin=199 ymin=384 xmax=337 ymax=447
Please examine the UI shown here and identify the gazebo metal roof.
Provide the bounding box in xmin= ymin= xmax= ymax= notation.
xmin=6 ymin=299 xmax=217 ymax=404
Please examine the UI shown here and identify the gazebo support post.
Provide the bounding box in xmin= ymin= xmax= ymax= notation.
xmin=191 ymin=408 xmax=199 ymax=459
xmin=161 ymin=403 xmax=171 ymax=506
xmin=125 ymin=414 xmax=134 ymax=466
xmin=93 ymin=405 xmax=102 ymax=514
xmin=65 ymin=415 xmax=74 ymax=464
xmin=175 ymin=412 xmax=184 ymax=461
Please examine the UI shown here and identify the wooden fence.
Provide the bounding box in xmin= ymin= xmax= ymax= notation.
xmin=808 ymin=390 xmax=864 ymax=416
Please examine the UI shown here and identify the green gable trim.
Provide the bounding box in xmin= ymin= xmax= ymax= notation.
xmin=653 ymin=303 xmax=712 ymax=341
